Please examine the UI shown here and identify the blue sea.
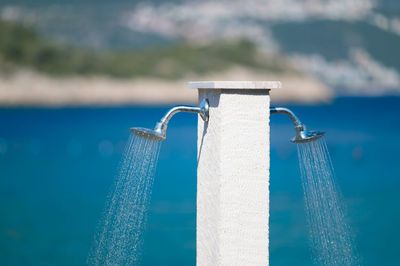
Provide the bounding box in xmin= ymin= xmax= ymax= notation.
xmin=0 ymin=97 xmax=399 ymax=265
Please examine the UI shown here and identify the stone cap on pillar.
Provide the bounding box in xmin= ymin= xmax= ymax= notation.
xmin=188 ymin=81 xmax=281 ymax=90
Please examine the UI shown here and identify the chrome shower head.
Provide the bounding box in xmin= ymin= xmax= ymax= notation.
xmin=130 ymin=99 xmax=209 ymax=141
xmin=270 ymin=107 xmax=325 ymax=143
xmin=292 ymin=127 xmax=325 ymax=143
xmin=130 ymin=127 xmax=165 ymax=141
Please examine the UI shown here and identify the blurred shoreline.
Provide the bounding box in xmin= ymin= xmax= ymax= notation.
xmin=0 ymin=67 xmax=332 ymax=106
xmin=2 ymin=0 xmax=400 ymax=103
xmin=0 ymin=19 xmax=334 ymax=106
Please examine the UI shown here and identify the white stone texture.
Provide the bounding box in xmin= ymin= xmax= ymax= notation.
xmin=195 ymin=82 xmax=272 ymax=266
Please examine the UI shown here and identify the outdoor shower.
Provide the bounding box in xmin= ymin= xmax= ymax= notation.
xmin=91 ymin=81 xmax=357 ymax=266
xmin=116 ymin=81 xmax=331 ymax=265
xmin=130 ymin=99 xmax=323 ymax=144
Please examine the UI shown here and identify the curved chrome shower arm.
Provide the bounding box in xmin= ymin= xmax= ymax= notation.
xmin=270 ymin=107 xmax=305 ymax=131
xmin=151 ymin=99 xmax=209 ymax=139
xmin=270 ymin=106 xmax=324 ymax=143
xmin=156 ymin=105 xmax=203 ymax=134
xmin=160 ymin=105 xmax=203 ymax=125
xmin=131 ymin=99 xmax=209 ymax=141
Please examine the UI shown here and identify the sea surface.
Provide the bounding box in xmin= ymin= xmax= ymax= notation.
xmin=0 ymin=97 xmax=399 ymax=265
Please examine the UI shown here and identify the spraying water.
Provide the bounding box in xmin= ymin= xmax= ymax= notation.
xmin=87 ymin=100 xmax=207 ymax=265
xmin=88 ymin=134 xmax=162 ymax=265
xmin=297 ymin=138 xmax=359 ymax=266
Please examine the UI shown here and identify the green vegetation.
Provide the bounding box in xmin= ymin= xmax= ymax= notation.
xmin=0 ymin=19 xmax=293 ymax=79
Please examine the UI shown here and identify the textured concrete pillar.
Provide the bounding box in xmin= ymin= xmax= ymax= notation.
xmin=189 ymin=81 xmax=281 ymax=266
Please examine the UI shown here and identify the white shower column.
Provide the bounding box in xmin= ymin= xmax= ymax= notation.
xmin=189 ymin=81 xmax=281 ymax=266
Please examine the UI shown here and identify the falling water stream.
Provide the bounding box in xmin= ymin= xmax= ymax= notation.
xmin=297 ymin=138 xmax=359 ymax=265
xmin=87 ymin=123 xmax=359 ymax=265
xmin=88 ymin=134 xmax=162 ymax=265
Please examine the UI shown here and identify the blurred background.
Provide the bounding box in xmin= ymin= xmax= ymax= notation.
xmin=0 ymin=0 xmax=399 ymax=265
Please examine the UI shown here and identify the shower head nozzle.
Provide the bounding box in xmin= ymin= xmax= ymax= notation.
xmin=291 ymin=127 xmax=325 ymax=143
xmin=130 ymin=127 xmax=165 ymax=141
xmin=130 ymin=99 xmax=209 ymax=141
